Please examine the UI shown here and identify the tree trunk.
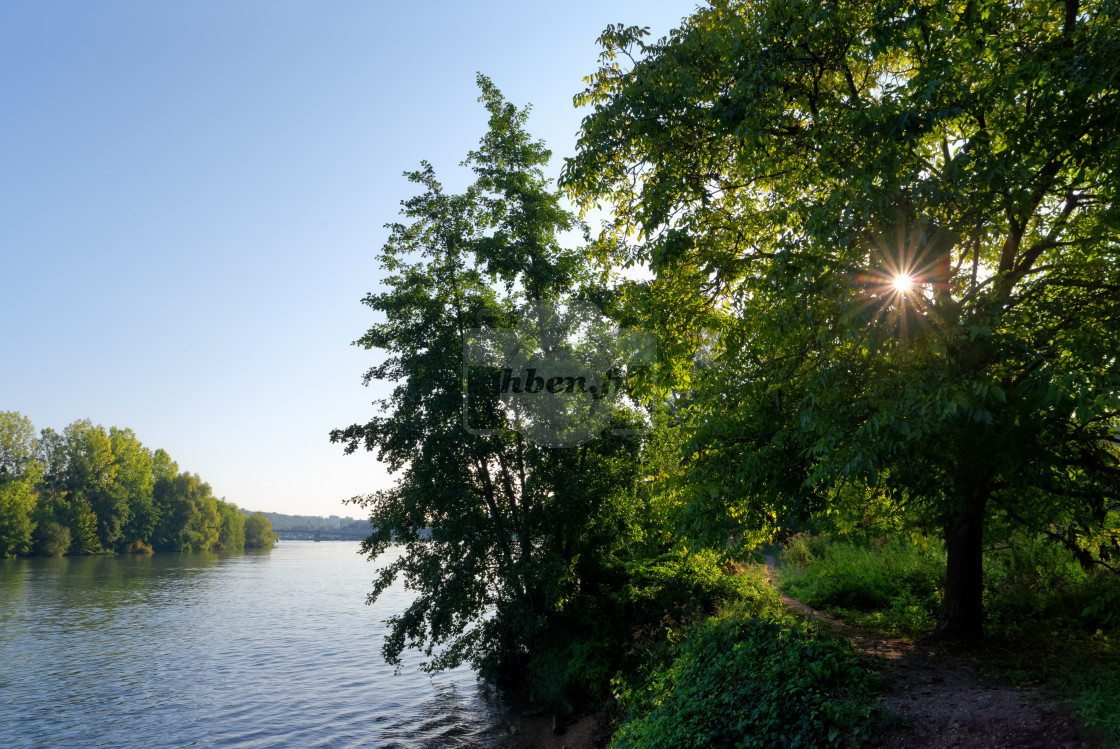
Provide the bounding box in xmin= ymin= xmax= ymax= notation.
xmin=935 ymin=500 xmax=987 ymax=639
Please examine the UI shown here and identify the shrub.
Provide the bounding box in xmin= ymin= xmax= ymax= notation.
xmin=1076 ymin=666 xmax=1120 ymax=746
xmin=33 ymin=520 xmax=70 ymax=557
xmin=610 ymin=608 xmax=884 ymax=748
xmin=982 ymin=537 xmax=1120 ymax=639
xmin=521 ymin=550 xmax=782 ymax=714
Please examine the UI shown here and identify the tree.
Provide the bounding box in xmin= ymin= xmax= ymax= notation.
xmin=66 ymin=491 xmax=101 ymax=555
xmin=214 ymin=500 xmax=245 ymax=550
xmin=243 ymin=512 xmax=274 ymax=549
xmin=152 ymin=472 xmax=220 ymax=552
xmin=36 ymin=427 xmax=68 ymax=493
xmin=0 ymin=478 xmax=37 ymax=558
xmin=32 ymin=519 xmax=70 ymax=557
xmin=562 ymin=0 xmax=1120 ymax=637
xmin=333 ymin=76 xmax=650 ymax=701
xmin=110 ymin=427 xmax=156 ymax=548
xmin=150 ymin=448 xmax=178 ymax=484
xmin=0 ymin=412 xmax=40 ymax=558
xmin=0 ymin=411 xmax=38 ymax=480
xmin=63 ymin=420 xmax=128 ymax=548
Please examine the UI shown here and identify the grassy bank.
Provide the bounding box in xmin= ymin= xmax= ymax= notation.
xmin=775 ymin=534 xmax=1120 ymax=746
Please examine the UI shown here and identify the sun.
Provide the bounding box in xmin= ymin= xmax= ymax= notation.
xmin=891 ymin=274 xmax=914 ymax=293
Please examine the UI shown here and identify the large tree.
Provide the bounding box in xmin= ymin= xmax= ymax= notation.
xmin=152 ymin=472 xmax=220 ymax=552
xmin=562 ymin=0 xmax=1120 ymax=637
xmin=243 ymin=511 xmax=275 ymax=549
xmin=63 ymin=420 xmax=129 ymax=548
xmin=333 ymin=76 xmax=649 ymax=701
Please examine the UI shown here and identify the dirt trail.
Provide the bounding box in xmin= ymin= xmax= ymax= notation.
xmin=763 ymin=556 xmax=1097 ymax=749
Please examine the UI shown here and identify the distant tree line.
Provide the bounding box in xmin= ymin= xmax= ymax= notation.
xmin=0 ymin=411 xmax=275 ymax=557
xmin=256 ymin=511 xmax=368 ymax=534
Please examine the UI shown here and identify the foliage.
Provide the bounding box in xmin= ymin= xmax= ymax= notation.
xmin=561 ymin=0 xmax=1120 ymax=639
xmin=0 ymin=478 xmax=37 ymax=558
xmin=524 ymin=549 xmax=778 ymax=711
xmin=66 ymin=492 xmax=101 ymax=555
xmin=610 ymin=605 xmax=884 ymax=749
xmin=64 ymin=420 xmax=125 ymax=549
xmin=244 ymin=511 xmax=276 ymax=549
xmin=779 ymin=533 xmax=1120 ymax=640
xmin=32 ymin=519 xmax=70 ymax=557
xmin=332 ymin=75 xmax=669 ymax=709
xmin=216 ymin=501 xmax=246 ymax=551
xmin=152 ymin=472 xmax=220 ymax=552
xmin=0 ymin=411 xmax=39 ymax=479
xmin=1076 ymin=664 xmax=1120 ymax=746
xmin=984 ymin=536 xmax=1120 ymax=639
xmin=110 ymin=427 xmax=156 ymax=547
xmin=0 ymin=411 xmax=263 ymax=557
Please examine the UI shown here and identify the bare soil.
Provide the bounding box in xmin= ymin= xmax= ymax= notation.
xmin=765 ymin=557 xmax=1100 ymax=748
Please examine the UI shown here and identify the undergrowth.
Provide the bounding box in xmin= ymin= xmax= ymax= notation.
xmin=777 ymin=533 xmax=1120 ymax=745
xmin=608 ymin=567 xmax=889 ymax=748
xmin=779 ymin=534 xmax=942 ymax=638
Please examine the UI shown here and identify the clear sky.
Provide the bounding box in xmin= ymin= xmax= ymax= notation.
xmin=0 ymin=1 xmax=693 ymax=517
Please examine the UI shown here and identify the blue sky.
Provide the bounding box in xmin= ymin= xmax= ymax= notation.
xmin=0 ymin=1 xmax=693 ymax=516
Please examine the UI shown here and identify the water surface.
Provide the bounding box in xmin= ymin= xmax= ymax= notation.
xmin=0 ymin=542 xmax=518 ymax=748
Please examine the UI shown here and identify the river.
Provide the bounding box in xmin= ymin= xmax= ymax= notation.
xmin=0 ymin=542 xmax=526 ymax=748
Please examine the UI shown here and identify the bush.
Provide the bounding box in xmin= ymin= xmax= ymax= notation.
xmin=520 ymin=550 xmax=780 ymax=714
xmin=1076 ymin=665 xmax=1120 ymax=746
xmin=610 ymin=607 xmax=884 ymax=748
xmin=33 ymin=520 xmax=70 ymax=557
xmin=782 ymin=533 xmax=825 ymax=568
xmin=982 ymin=537 xmax=1120 ymax=639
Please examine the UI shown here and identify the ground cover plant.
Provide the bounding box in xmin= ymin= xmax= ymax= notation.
xmin=608 ymin=585 xmax=888 ymax=749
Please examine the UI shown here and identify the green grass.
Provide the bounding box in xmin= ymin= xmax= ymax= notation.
xmin=779 ymin=534 xmax=943 ymax=638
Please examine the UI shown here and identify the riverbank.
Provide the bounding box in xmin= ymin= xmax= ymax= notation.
xmin=766 ymin=558 xmax=1099 ymax=748
xmin=501 ymin=712 xmax=610 ymax=749
xmin=591 ymin=552 xmax=1114 ymax=748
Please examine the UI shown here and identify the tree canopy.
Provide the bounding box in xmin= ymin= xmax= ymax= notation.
xmin=333 ymin=76 xmax=689 ymax=707
xmin=560 ymin=0 xmax=1120 ymax=637
xmin=0 ymin=411 xmax=271 ymax=558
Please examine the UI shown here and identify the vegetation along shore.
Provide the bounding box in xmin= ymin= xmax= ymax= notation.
xmin=0 ymin=411 xmax=276 ymax=556
xmin=331 ymin=0 xmax=1120 ymax=745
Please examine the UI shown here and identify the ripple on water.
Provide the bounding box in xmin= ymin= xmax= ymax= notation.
xmin=0 ymin=543 xmax=518 ymax=748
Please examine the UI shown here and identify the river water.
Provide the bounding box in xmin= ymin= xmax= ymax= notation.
xmin=0 ymin=542 xmax=523 ymax=748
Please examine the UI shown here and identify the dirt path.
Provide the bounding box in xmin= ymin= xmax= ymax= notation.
xmin=763 ymin=556 xmax=1097 ymax=748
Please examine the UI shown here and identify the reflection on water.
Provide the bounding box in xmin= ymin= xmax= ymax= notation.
xmin=0 ymin=543 xmax=523 ymax=748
